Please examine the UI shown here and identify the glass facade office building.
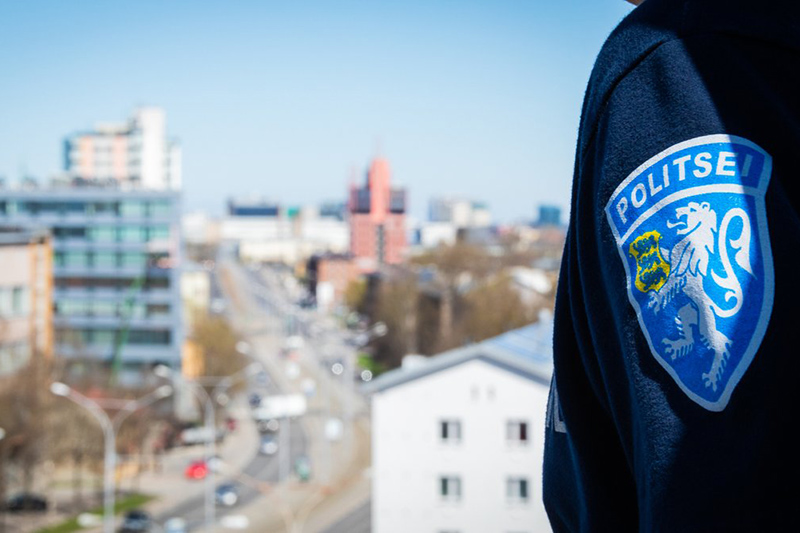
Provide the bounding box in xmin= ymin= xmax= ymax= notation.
xmin=0 ymin=189 xmax=182 ymax=376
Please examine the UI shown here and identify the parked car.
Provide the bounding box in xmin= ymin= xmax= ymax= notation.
xmin=259 ymin=435 xmax=278 ymax=455
xmin=215 ymin=484 xmax=239 ymax=507
xmin=163 ymin=517 xmax=187 ymax=533
xmin=119 ymin=509 xmax=152 ymax=532
xmin=185 ymin=459 xmax=208 ymax=480
xmin=5 ymin=493 xmax=47 ymax=512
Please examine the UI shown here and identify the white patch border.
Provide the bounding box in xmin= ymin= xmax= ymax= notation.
xmin=605 ymin=134 xmax=774 ymax=411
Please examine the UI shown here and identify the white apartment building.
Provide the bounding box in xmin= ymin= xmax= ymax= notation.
xmin=368 ymin=319 xmax=553 ymax=533
xmin=413 ymin=221 xmax=459 ymax=248
xmin=221 ymin=201 xmax=349 ymax=264
xmin=63 ymin=107 xmax=181 ymax=190
xmin=429 ymin=197 xmax=492 ymax=228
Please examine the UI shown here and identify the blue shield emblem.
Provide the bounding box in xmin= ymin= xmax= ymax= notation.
xmin=605 ymin=135 xmax=774 ymax=411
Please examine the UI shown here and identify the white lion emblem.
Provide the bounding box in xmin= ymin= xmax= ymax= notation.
xmin=648 ymin=201 xmax=754 ymax=391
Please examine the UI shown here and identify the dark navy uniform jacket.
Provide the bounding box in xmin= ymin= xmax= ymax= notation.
xmin=544 ymin=1 xmax=800 ymax=531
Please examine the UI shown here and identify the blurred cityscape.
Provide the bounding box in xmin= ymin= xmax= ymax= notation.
xmin=0 ymin=104 xmax=564 ymax=533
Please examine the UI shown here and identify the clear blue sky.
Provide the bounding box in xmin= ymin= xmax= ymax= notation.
xmin=0 ymin=1 xmax=633 ymax=222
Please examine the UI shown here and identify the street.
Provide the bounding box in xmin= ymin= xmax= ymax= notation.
xmin=148 ymin=257 xmax=371 ymax=532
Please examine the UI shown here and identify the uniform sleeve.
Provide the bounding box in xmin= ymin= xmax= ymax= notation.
xmin=544 ymin=31 xmax=800 ymax=531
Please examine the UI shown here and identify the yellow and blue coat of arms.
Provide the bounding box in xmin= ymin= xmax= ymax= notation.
xmin=605 ymin=135 xmax=774 ymax=411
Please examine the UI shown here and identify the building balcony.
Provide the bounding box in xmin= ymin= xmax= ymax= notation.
xmin=52 ymin=239 xmax=170 ymax=251
xmin=53 ymin=315 xmax=177 ymax=331
xmin=55 ymin=343 xmax=181 ymax=364
xmin=54 ymin=265 xmax=176 ymax=278
xmin=53 ymin=287 xmax=173 ymax=301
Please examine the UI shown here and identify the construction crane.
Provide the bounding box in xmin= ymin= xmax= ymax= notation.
xmin=110 ymin=274 xmax=145 ymax=386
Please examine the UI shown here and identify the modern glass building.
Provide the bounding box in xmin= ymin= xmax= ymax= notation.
xmin=0 ymin=188 xmax=182 ymax=379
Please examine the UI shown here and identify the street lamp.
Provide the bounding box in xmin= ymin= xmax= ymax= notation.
xmin=372 ymin=322 xmax=388 ymax=338
xmin=50 ymin=382 xmax=172 ymax=533
xmin=154 ymin=365 xmax=216 ymax=530
xmin=342 ymin=321 xmax=388 ymax=421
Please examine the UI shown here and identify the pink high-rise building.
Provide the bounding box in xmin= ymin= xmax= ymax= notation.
xmin=348 ymin=158 xmax=407 ymax=271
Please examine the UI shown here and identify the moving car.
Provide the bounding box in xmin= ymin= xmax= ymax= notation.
xmin=206 ymin=454 xmax=224 ymax=473
xmin=256 ymin=418 xmax=280 ymax=433
xmin=259 ymin=435 xmax=278 ymax=455
xmin=215 ymin=483 xmax=239 ymax=507
xmin=249 ymin=393 xmax=262 ymax=408
xmin=185 ymin=459 xmax=208 ymax=480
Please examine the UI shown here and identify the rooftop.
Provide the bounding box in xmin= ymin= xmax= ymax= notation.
xmin=365 ymin=312 xmax=553 ymax=394
xmin=0 ymin=227 xmax=50 ymax=246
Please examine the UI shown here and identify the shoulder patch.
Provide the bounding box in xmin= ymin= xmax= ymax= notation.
xmin=605 ymin=135 xmax=774 ymax=411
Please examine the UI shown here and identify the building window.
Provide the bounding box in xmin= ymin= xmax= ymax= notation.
xmin=148 ymin=225 xmax=170 ymax=240
xmin=54 ymin=226 xmax=87 ymax=239
xmin=89 ymin=226 xmax=117 ymax=242
xmin=149 ymin=200 xmax=172 ymax=217
xmin=88 ymin=201 xmax=118 ymax=215
xmin=120 ymin=252 xmax=147 ymax=268
xmin=144 ymin=277 xmax=170 ymax=291
xmin=0 ymin=287 xmax=29 ymax=317
xmin=127 ymin=329 xmax=171 ymax=345
xmin=63 ymin=201 xmax=86 ymax=215
xmin=0 ymin=289 xmax=12 ymax=316
xmin=439 ymin=476 xmax=462 ymax=502
xmin=11 ymin=287 xmax=27 ymax=315
xmin=91 ymin=300 xmax=118 ymax=317
xmin=506 ymin=420 xmax=529 ymax=444
xmin=119 ymin=226 xmax=145 ymax=243
xmin=93 ymin=252 xmax=117 ymax=268
xmin=56 ymin=299 xmax=90 ymax=317
xmin=506 ymin=477 xmax=529 ymax=503
xmin=120 ymin=200 xmax=146 ymax=217
xmin=90 ymin=329 xmax=115 ymax=346
xmin=146 ymin=304 xmax=170 ymax=318
xmin=440 ymin=420 xmax=462 ymax=443
xmin=57 ymin=251 xmax=89 ymax=268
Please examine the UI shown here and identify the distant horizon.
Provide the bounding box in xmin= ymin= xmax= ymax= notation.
xmin=0 ymin=1 xmax=634 ymax=223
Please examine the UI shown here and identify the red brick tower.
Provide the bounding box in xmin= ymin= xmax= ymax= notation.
xmin=349 ymin=157 xmax=407 ymax=272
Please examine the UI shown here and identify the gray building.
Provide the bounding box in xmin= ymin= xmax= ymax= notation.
xmin=0 ymin=188 xmax=183 ymax=379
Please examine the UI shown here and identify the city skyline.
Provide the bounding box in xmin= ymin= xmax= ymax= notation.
xmin=0 ymin=1 xmax=633 ymax=222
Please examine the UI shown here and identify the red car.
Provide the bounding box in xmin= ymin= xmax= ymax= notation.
xmin=185 ymin=460 xmax=208 ymax=480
